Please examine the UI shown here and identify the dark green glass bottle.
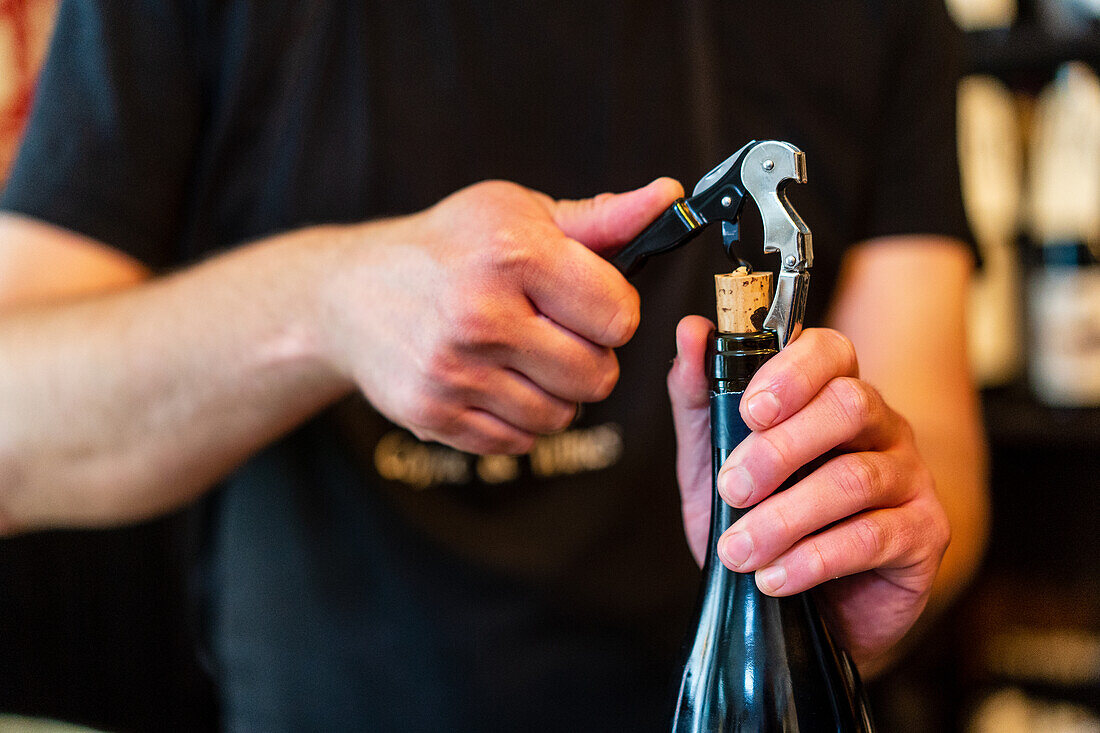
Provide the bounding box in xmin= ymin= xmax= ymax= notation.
xmin=670 ymin=330 xmax=874 ymax=732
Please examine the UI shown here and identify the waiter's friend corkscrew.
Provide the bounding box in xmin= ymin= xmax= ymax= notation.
xmin=611 ymin=139 xmax=811 ymax=348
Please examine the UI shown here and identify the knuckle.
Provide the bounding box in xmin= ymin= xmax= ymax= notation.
xmin=524 ymin=396 xmax=574 ymax=434
xmin=823 ymin=328 xmax=859 ymax=374
xmin=850 ymin=516 xmax=888 ymax=560
xmin=547 ymin=402 xmax=577 ymax=433
xmin=477 ymin=432 xmax=535 ymax=457
xmin=449 ymin=300 xmax=507 ymax=350
xmin=464 ymin=179 xmax=508 ymax=198
xmin=834 ymin=453 xmax=880 ymax=504
xmin=585 ymin=354 xmax=620 ymax=401
xmin=825 ymin=377 xmax=878 ymax=430
xmin=569 ymin=192 xmax=615 ymax=238
xmin=926 ymin=501 xmax=952 ymax=554
xmin=784 ymin=358 xmax=818 ymax=401
xmin=423 ymin=345 xmax=464 ymax=387
xmin=758 ymin=429 xmax=795 ymax=474
xmin=405 ymin=423 xmax=436 ymax=445
xmin=599 ymin=289 xmax=641 ymax=346
xmin=763 ymin=504 xmax=796 ymax=546
xmin=509 ymin=435 xmax=538 ymax=455
xmin=485 ymin=225 xmax=525 ymax=264
xmin=403 ymin=391 xmax=447 ymax=433
xmin=422 ymin=350 xmax=490 ymax=406
xmin=455 ymin=433 xmax=492 ymax=456
xmin=462 ymin=434 xmax=498 ymax=456
xmin=806 ymin=542 xmax=830 ymax=583
xmin=469 ymin=224 xmax=533 ymax=280
xmin=591 ymin=191 xmax=616 ymax=207
xmin=454 ymin=414 xmax=533 ymax=457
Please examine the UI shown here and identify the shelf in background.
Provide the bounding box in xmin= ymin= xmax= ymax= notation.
xmin=967 ymin=26 xmax=1100 ymax=77
xmin=982 ymin=384 xmax=1100 ymax=449
xmin=981 ymin=386 xmax=1100 ymax=581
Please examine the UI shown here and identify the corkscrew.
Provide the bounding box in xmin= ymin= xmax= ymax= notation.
xmin=611 ymin=140 xmax=812 ymax=348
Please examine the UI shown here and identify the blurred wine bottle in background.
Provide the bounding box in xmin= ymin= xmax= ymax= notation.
xmin=950 ymin=0 xmax=1029 ymax=389
xmin=958 ymin=73 xmax=1026 ymax=386
xmin=1025 ymin=62 xmax=1100 ymax=406
xmin=1035 ymin=0 xmax=1100 ymax=36
xmin=945 ymin=0 xmax=1018 ymax=30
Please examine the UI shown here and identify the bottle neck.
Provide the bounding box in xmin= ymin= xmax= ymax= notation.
xmin=703 ymin=330 xmax=778 ymax=572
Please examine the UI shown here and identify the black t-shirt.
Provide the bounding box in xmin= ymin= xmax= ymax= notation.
xmin=2 ymin=2 xmax=971 ymax=730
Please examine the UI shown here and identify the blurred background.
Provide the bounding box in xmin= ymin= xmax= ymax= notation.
xmin=0 ymin=1 xmax=1098 ymax=731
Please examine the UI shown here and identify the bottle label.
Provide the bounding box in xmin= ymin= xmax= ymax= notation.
xmin=710 ymin=391 xmax=752 ymax=451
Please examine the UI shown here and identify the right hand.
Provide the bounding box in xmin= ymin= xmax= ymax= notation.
xmin=319 ymin=178 xmax=683 ymax=455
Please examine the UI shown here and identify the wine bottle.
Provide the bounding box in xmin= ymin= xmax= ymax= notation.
xmin=957 ymin=73 xmax=1025 ymax=387
xmin=670 ymin=270 xmax=874 ymax=732
xmin=1025 ymin=62 xmax=1100 ymax=407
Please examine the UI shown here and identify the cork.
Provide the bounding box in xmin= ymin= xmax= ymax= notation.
xmin=715 ymin=268 xmax=773 ymax=333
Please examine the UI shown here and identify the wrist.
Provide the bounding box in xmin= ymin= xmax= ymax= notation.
xmin=242 ymin=224 xmax=360 ymax=397
xmin=299 ymin=217 xmax=412 ymax=387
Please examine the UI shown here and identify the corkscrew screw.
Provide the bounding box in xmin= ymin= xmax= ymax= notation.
xmin=611 ymin=140 xmax=812 ymax=348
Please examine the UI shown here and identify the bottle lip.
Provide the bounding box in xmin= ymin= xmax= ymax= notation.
xmin=709 ymin=330 xmax=778 ymax=383
xmin=712 ymin=330 xmax=778 ymax=351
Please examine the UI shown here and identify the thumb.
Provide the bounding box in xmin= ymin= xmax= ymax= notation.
xmin=668 ymin=315 xmax=716 ymax=566
xmin=549 ymin=177 xmax=684 ymax=256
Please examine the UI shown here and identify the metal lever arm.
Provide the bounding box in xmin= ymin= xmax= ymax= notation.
xmin=739 ymin=141 xmax=812 ymax=347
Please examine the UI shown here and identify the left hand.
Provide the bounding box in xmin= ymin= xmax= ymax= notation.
xmin=667 ymin=317 xmax=951 ymax=666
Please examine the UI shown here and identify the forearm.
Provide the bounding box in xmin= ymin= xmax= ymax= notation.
xmin=909 ymin=412 xmax=989 ymax=610
xmin=0 ymin=225 xmax=356 ymax=533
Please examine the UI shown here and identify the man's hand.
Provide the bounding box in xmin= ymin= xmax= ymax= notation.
xmin=668 ymin=317 xmax=951 ymax=666
xmin=0 ymin=179 xmax=680 ymax=531
xmin=320 ymin=178 xmax=682 ymax=455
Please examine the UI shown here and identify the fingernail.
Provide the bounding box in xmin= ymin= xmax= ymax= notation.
xmin=745 ymin=391 xmax=780 ymax=427
xmin=720 ymin=465 xmax=755 ymax=506
xmin=757 ymin=565 xmax=787 ymax=593
xmin=719 ymin=531 xmax=753 ymax=568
